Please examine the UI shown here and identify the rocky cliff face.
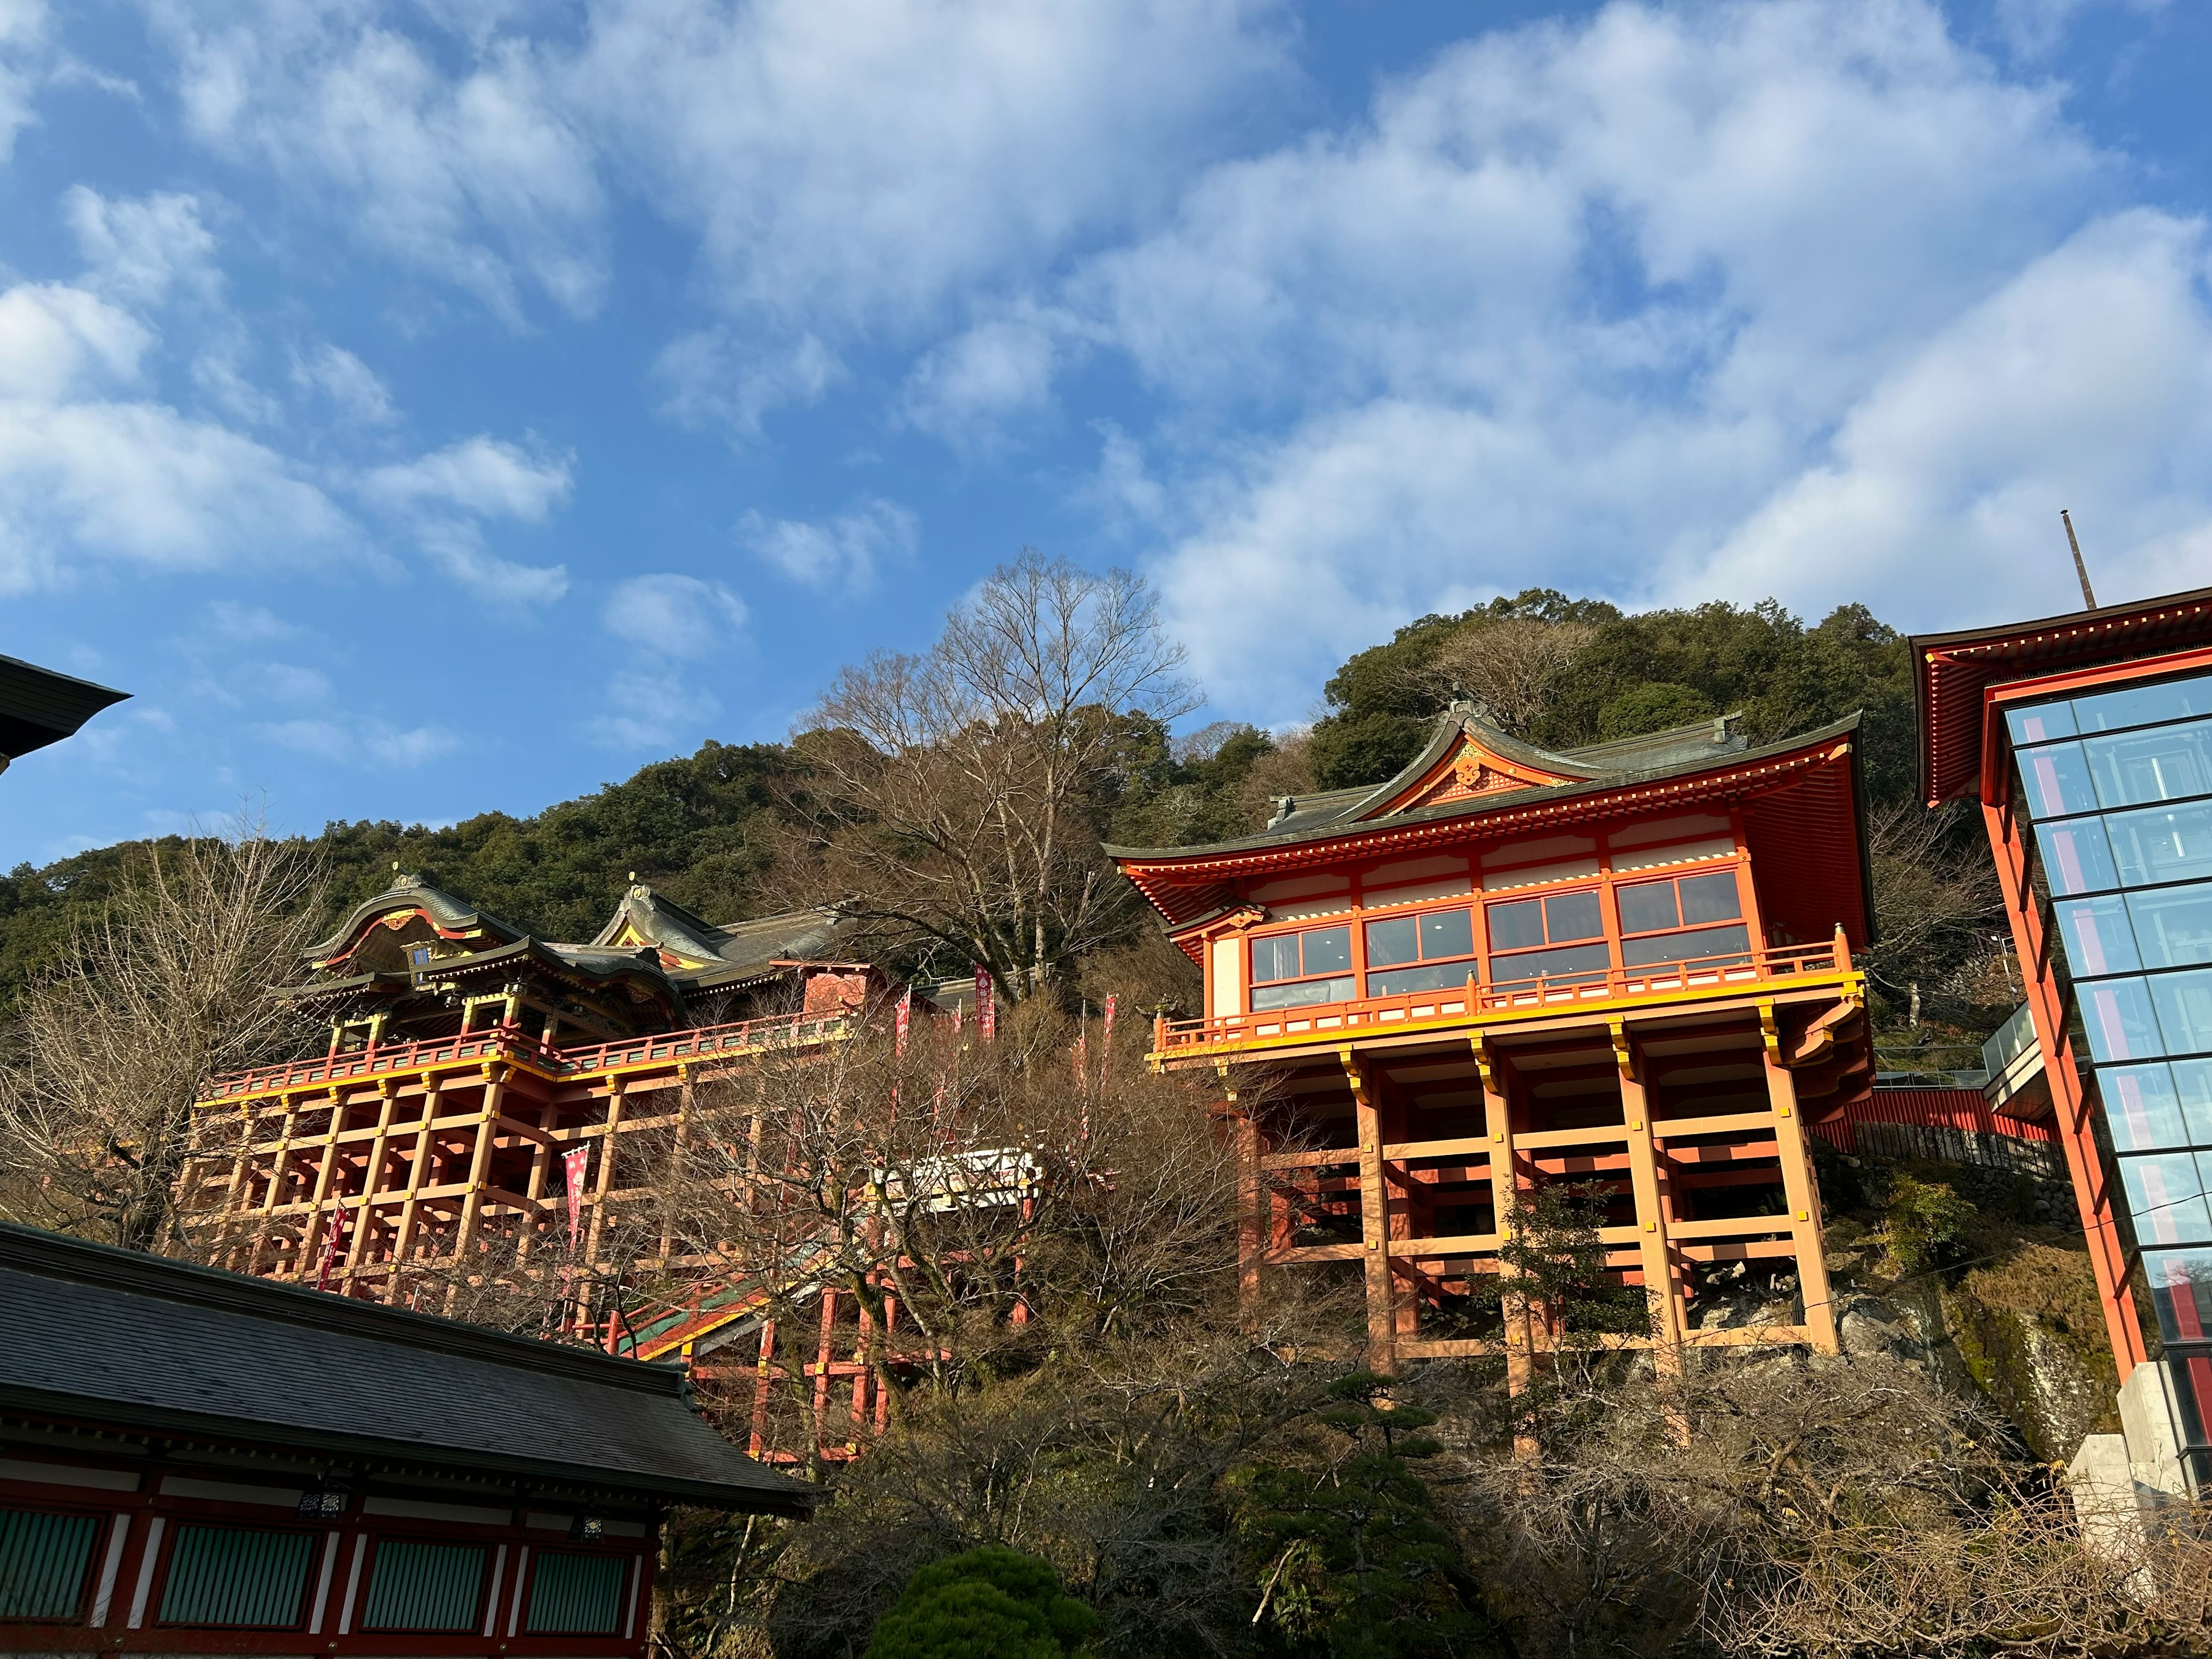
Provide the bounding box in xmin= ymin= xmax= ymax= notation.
xmin=1819 ymin=1172 xmax=2124 ymax=1462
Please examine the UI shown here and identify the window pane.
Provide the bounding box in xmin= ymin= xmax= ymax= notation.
xmin=2105 ymin=1063 xmax=2195 ymax=1152
xmin=2007 ymin=703 xmax=2077 ymax=744
xmin=1300 ymin=926 xmax=1351 ymax=975
xmin=158 ymin=1526 xmax=315 ymax=1628
xmin=1419 ymin=907 xmax=1473 ymax=960
xmin=1616 ymin=881 xmax=1678 ymax=935
xmin=2081 ymin=978 xmax=2164 ymax=1062
xmin=2086 ymin=719 xmax=2212 ymax=809
xmin=0 ymin=1509 xmax=100 ymax=1621
xmin=2018 ymin=741 xmax=2097 ymax=819
xmin=1487 ymin=899 xmax=1544 ymax=952
xmin=1249 ymin=976 xmax=1356 ymax=1011
xmin=1677 ymin=870 xmax=1743 ymax=925
xmin=1490 ymin=941 xmax=1611 ymax=985
xmin=2177 ymin=1060 xmax=2212 ymax=1143
xmin=2152 ymin=968 xmax=2212 ymax=1058
xmin=361 ymin=1540 xmax=487 ymax=1634
xmin=2122 ymin=1153 xmax=2212 ymax=1245
xmin=2075 ymin=678 xmax=2212 ymax=735
xmin=2131 ymin=889 xmax=2212 ymax=969
xmin=1251 ymin=935 xmax=1299 ymax=983
xmin=2056 ymin=895 xmax=2139 ymax=977
xmin=1364 ymin=916 xmax=1418 ymax=968
xmin=1619 ymin=924 xmax=1751 ymax=968
xmin=1369 ymin=961 xmax=1477 ymax=996
xmin=2036 ymin=819 xmax=2119 ymax=895
xmin=1543 ymin=890 xmax=1604 ymax=943
xmin=2109 ymin=801 xmax=2212 ymax=888
xmin=525 ymin=1552 xmax=627 ymax=1637
xmin=2146 ymin=1249 xmax=2212 ymax=1342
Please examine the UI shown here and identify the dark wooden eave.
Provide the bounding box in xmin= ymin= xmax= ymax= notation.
xmin=0 ymin=654 xmax=127 ymax=764
xmin=1910 ymin=585 xmax=2212 ymax=805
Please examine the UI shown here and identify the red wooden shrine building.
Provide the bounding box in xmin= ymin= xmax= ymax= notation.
xmin=1108 ymin=705 xmax=1876 ymax=1372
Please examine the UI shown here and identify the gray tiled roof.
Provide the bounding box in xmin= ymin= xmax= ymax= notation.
xmin=0 ymin=1224 xmax=816 ymax=1515
xmin=1105 ymin=707 xmax=1761 ymax=861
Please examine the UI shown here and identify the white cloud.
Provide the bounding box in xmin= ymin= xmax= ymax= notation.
xmin=262 ymin=661 xmax=332 ymax=702
xmin=1695 ymin=209 xmax=2212 ymax=621
xmin=653 ymin=327 xmax=840 ymax=435
xmin=360 ymin=437 xmax=573 ymax=605
xmin=1028 ymin=0 xmax=2201 ymax=715
xmin=0 ymin=283 xmax=152 ymax=400
xmin=736 ymin=498 xmax=916 ymax=593
xmin=413 ymin=518 xmax=570 ymax=607
xmin=141 ymin=0 xmax=1290 ymax=419
xmin=206 ymin=600 xmax=299 ymax=642
xmin=65 ymin=187 xmax=221 ymax=307
xmin=363 ymin=434 xmax=571 ymax=520
xmin=902 ymin=310 xmax=1066 ymax=449
xmin=587 ymin=668 xmax=714 ymax=749
xmin=151 ymin=0 xmax=605 ymax=321
xmin=261 ymin=716 xmax=460 ymax=767
xmin=0 ymin=0 xmax=49 ymax=161
xmin=603 ymin=572 xmax=747 ymax=658
xmin=0 ymin=399 xmax=354 ymax=594
xmin=291 ymin=342 xmax=396 ymax=424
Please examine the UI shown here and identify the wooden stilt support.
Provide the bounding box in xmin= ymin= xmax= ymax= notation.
xmin=1343 ymin=1048 xmax=1396 ymax=1376
xmin=1762 ymin=1005 xmax=1839 ymax=1354
xmin=445 ymin=1063 xmax=505 ymax=1315
xmin=1614 ymin=1021 xmax=1684 ymax=1376
xmin=385 ymin=1077 xmax=441 ymax=1304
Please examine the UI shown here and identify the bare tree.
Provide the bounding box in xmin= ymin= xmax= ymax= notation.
xmin=0 ymin=824 xmax=324 ymax=1252
xmin=790 ymin=552 xmax=1196 ymax=997
xmin=1434 ymin=1352 xmax=2212 ymax=1658
xmin=1422 ymin=617 xmax=1597 ymax=737
xmin=664 ymin=997 xmax=1245 ymax=1422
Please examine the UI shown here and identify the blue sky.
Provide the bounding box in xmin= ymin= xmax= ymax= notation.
xmin=4 ymin=0 xmax=2211 ymax=864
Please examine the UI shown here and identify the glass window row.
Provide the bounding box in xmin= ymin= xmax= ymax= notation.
xmin=1246 ymin=870 xmax=1746 ymax=1012
xmin=2007 ymin=677 xmax=2212 ymax=748
xmin=2077 ymin=969 xmax=2212 ymax=1065
xmin=2016 ymin=715 xmax=2212 ymax=821
xmin=2034 ymin=801 xmax=2212 ymax=896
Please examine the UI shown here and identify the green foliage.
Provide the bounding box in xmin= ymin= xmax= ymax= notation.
xmin=0 ymin=743 xmax=809 ymax=1010
xmin=1304 ymin=589 xmax=1913 ymax=804
xmin=1594 ymin=681 xmax=1712 ymax=738
xmin=1878 ymin=1172 xmax=1978 ymax=1277
xmin=863 ymin=1547 xmax=1096 ymax=1659
xmin=1229 ymin=1374 xmax=1495 ymax=1658
xmin=1100 ymin=718 xmax=1289 ymax=849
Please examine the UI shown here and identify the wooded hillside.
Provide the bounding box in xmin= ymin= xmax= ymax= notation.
xmin=0 ymin=587 xmax=1998 ymax=1063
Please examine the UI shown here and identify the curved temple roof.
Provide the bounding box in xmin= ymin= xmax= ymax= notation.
xmin=1108 ymin=705 xmax=1873 ymax=952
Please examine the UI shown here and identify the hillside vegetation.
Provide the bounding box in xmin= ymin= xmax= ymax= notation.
xmin=0 ymin=588 xmax=1996 ymax=1060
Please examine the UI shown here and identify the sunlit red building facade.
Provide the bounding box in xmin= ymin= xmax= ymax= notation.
xmin=1108 ymin=706 xmax=1875 ymax=1373
xmin=1914 ymin=585 xmax=2212 ymax=1487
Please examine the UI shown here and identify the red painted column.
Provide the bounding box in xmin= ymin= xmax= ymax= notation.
xmin=1983 ymin=796 xmax=2146 ymax=1376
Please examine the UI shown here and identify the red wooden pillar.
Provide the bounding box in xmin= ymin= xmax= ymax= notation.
xmin=1984 ymin=796 xmax=2145 ymax=1376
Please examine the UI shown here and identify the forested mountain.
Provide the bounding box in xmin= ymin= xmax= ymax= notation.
xmin=0 ymin=589 xmax=1963 ymax=1035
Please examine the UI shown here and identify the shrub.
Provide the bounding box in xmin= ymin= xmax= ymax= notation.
xmin=862 ymin=1547 xmax=1096 ymax=1659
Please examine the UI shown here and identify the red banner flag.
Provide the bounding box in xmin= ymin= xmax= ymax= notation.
xmin=975 ymin=967 xmax=995 ymax=1042
xmin=315 ymin=1202 xmax=347 ymax=1292
xmin=563 ymin=1145 xmax=590 ymax=1247
xmin=1073 ymin=1028 xmax=1086 ymax=1083
xmin=1101 ymin=995 xmax=1117 ymax=1082
xmin=895 ymin=987 xmax=912 ymax=1057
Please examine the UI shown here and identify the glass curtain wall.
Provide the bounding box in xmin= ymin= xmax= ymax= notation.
xmin=2009 ymin=671 xmax=2212 ymax=1476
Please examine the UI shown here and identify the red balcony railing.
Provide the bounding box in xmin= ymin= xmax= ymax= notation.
xmin=1151 ymin=935 xmax=1853 ymax=1056
xmin=198 ymin=1009 xmax=854 ymax=1102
